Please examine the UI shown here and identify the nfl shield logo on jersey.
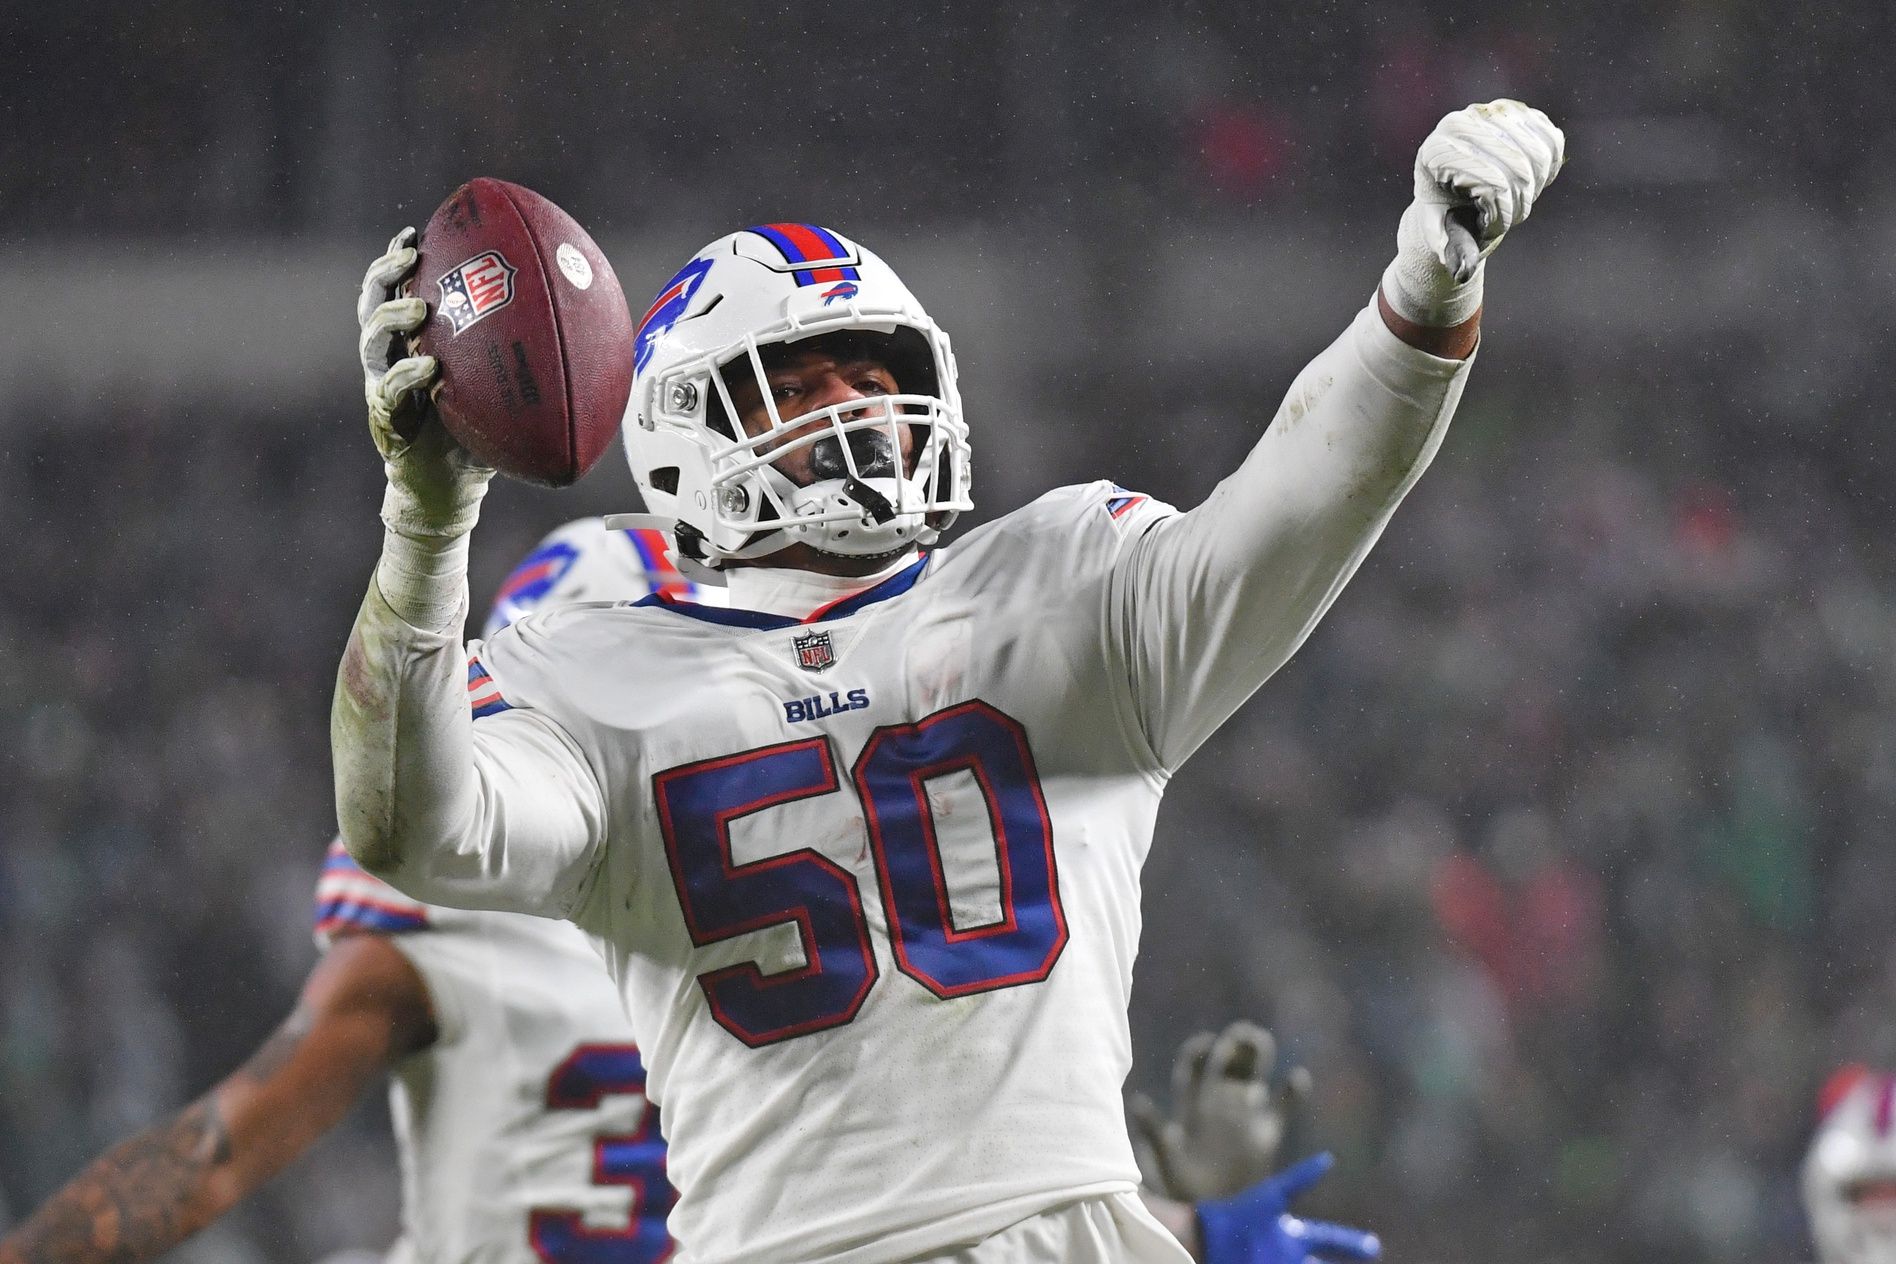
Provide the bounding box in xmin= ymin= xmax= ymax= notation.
xmin=793 ymin=630 xmax=836 ymax=672
xmin=437 ymin=251 xmax=519 ymax=334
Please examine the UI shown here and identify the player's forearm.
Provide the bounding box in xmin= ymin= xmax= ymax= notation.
xmin=1125 ymin=300 xmax=1469 ymax=766
xmin=1 ymin=941 xmax=440 ymax=1264
xmin=333 ymin=565 xmax=483 ymax=878
xmin=1231 ymin=294 xmax=1467 ymax=527
xmin=333 ymin=568 xmax=606 ymax=913
xmin=0 ymin=1098 xmax=241 ymax=1264
xmin=1183 ymin=298 xmax=1467 ymax=625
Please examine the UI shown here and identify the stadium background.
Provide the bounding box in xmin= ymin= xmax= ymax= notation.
xmin=4 ymin=3 xmax=1893 ymax=1261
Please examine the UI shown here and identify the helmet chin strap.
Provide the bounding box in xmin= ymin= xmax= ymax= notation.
xmin=842 ymin=477 xmax=897 ymax=524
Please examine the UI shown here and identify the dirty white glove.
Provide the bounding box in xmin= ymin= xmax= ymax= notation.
xmin=1382 ymin=98 xmax=1566 ymax=328
xmin=358 ymin=227 xmax=494 ymax=538
xmin=357 ymin=227 xmax=495 ymax=630
xmin=1130 ymin=1021 xmax=1313 ymax=1203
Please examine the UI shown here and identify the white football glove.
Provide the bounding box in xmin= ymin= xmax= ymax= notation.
xmin=1382 ymin=98 xmax=1566 ymax=328
xmin=1130 ymin=1021 xmax=1313 ymax=1203
xmin=357 ymin=227 xmax=493 ymax=542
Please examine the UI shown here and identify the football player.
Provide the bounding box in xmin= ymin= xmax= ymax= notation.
xmin=0 ymin=524 xmax=696 ymax=1264
xmin=334 ymin=101 xmax=1563 ymax=1262
xmin=0 ymin=521 xmax=1364 ymax=1264
xmin=1805 ymin=1066 xmax=1896 ymax=1264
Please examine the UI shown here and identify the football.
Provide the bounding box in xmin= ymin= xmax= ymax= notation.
xmin=407 ymin=178 xmax=633 ymax=487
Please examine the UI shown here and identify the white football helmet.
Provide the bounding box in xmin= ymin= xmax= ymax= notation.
xmin=482 ymin=517 xmax=726 ymax=637
xmin=621 ymin=224 xmax=971 ymax=568
xmin=1806 ymin=1066 xmax=1896 ymax=1264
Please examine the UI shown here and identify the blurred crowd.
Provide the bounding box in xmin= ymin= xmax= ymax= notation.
xmin=9 ymin=0 xmax=1896 ymax=242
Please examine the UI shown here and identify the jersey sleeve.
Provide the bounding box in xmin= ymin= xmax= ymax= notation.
xmin=310 ymin=839 xmax=494 ymax=1047
xmin=313 ymin=838 xmax=431 ymax=945
xmin=333 ymin=576 xmax=610 ymax=921
xmin=1106 ymin=300 xmax=1473 ymax=771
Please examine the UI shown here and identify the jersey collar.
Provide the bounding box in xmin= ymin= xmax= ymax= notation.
xmin=633 ymin=553 xmax=929 ymax=630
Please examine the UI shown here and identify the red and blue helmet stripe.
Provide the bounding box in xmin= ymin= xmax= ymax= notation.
xmin=746 ymin=223 xmax=862 ymax=288
xmin=622 ymin=528 xmax=698 ymax=600
xmin=487 ymin=540 xmax=582 ymax=635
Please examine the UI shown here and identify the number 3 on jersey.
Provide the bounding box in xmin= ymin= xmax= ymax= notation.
xmin=531 ymin=1045 xmax=674 ymax=1264
xmin=655 ymin=700 xmax=1067 ymax=1047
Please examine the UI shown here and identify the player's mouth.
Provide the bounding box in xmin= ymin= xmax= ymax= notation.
xmin=809 ymin=430 xmax=897 ymax=482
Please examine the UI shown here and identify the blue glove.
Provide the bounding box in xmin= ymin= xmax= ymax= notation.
xmin=1196 ymin=1153 xmax=1381 ymax=1264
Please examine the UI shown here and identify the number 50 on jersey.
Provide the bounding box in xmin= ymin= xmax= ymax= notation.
xmin=655 ymin=699 xmax=1067 ymax=1047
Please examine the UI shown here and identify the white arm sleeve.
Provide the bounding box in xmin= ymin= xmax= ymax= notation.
xmin=1112 ymin=300 xmax=1474 ymax=771
xmin=331 ymin=573 xmax=608 ymax=917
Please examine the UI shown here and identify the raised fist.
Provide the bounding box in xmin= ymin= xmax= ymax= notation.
xmin=1413 ymin=98 xmax=1566 ymax=281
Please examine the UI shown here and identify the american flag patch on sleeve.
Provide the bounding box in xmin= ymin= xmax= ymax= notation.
xmin=468 ymin=656 xmax=512 ymax=718
xmin=1105 ymin=486 xmax=1149 ymax=520
xmin=314 ymin=840 xmax=430 ymax=938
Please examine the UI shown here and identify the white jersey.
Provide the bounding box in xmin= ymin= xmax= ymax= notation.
xmin=309 ymin=520 xmax=712 ymax=1264
xmin=336 ymin=302 xmax=1474 ymax=1263
xmin=473 ymin=482 xmax=1179 ymax=1263
xmin=315 ymin=842 xmax=675 ymax=1264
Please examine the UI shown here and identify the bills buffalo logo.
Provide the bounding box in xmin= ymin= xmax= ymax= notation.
xmin=820 ymin=280 xmax=860 ymax=305
xmin=437 ymin=251 xmax=518 ymax=335
xmin=793 ymin=629 xmax=836 ymax=672
xmin=635 ymin=256 xmax=715 ymax=373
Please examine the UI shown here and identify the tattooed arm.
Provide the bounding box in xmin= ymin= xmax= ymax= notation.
xmin=0 ymin=935 xmax=435 ymax=1264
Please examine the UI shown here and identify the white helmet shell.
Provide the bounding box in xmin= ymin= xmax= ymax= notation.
xmin=482 ymin=518 xmax=725 ymax=637
xmin=622 ymin=224 xmax=971 ymax=568
xmin=1806 ymin=1067 xmax=1896 ymax=1264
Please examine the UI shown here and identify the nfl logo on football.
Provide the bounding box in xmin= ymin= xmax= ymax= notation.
xmin=437 ymin=251 xmax=519 ymax=335
xmin=793 ymin=630 xmax=835 ymax=673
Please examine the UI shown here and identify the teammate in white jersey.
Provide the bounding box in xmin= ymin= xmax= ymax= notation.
xmin=0 ymin=526 xmax=701 ymax=1264
xmin=315 ymin=844 xmax=674 ymax=1264
xmin=336 ymin=101 xmax=1564 ymax=1262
